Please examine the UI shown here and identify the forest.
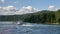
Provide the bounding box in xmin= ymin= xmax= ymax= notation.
xmin=0 ymin=9 xmax=60 ymax=24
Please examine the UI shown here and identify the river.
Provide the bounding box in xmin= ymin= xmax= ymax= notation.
xmin=0 ymin=22 xmax=60 ymax=34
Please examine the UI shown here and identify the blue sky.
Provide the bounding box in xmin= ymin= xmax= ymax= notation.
xmin=0 ymin=0 xmax=60 ymax=10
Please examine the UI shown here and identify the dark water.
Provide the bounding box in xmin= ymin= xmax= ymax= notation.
xmin=0 ymin=23 xmax=60 ymax=34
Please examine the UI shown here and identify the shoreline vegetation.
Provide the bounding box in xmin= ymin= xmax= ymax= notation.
xmin=0 ymin=9 xmax=60 ymax=25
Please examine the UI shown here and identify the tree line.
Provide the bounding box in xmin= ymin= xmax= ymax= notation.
xmin=0 ymin=9 xmax=60 ymax=24
xmin=23 ymin=9 xmax=60 ymax=24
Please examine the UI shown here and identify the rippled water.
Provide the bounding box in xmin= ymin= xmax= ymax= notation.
xmin=0 ymin=22 xmax=60 ymax=34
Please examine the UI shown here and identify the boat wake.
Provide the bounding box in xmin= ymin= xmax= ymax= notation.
xmin=21 ymin=23 xmax=33 ymax=26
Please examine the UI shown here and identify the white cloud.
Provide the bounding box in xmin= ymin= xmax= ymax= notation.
xmin=15 ymin=6 xmax=39 ymax=15
xmin=0 ymin=6 xmax=40 ymax=15
xmin=55 ymin=8 xmax=60 ymax=11
xmin=48 ymin=5 xmax=56 ymax=11
xmin=0 ymin=0 xmax=5 ymax=3
xmin=0 ymin=7 xmax=3 ymax=10
xmin=48 ymin=5 xmax=60 ymax=11
xmin=0 ymin=6 xmax=17 ymax=15
xmin=6 ymin=6 xmax=16 ymax=11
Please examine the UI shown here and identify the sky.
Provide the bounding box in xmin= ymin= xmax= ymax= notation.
xmin=0 ymin=0 xmax=60 ymax=10
xmin=0 ymin=0 xmax=60 ymax=15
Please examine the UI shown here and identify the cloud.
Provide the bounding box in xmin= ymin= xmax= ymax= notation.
xmin=0 ymin=0 xmax=5 ymax=3
xmin=0 ymin=6 xmax=40 ymax=15
xmin=15 ymin=6 xmax=40 ymax=15
xmin=0 ymin=6 xmax=17 ymax=15
xmin=48 ymin=5 xmax=56 ymax=11
xmin=48 ymin=5 xmax=60 ymax=11
xmin=6 ymin=6 xmax=16 ymax=11
xmin=0 ymin=7 xmax=3 ymax=10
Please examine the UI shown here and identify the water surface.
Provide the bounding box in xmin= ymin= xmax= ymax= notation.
xmin=0 ymin=22 xmax=60 ymax=34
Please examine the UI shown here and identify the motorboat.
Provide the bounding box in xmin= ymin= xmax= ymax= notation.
xmin=16 ymin=21 xmax=24 ymax=25
xmin=17 ymin=21 xmax=20 ymax=25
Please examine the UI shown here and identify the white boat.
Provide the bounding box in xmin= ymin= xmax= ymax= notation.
xmin=16 ymin=21 xmax=24 ymax=25
xmin=17 ymin=21 xmax=20 ymax=25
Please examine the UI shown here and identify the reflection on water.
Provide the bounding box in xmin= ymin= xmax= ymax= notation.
xmin=0 ymin=22 xmax=60 ymax=34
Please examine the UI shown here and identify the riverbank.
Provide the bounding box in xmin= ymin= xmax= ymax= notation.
xmin=0 ymin=21 xmax=60 ymax=25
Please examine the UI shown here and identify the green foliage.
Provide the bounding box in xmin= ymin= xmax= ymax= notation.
xmin=23 ymin=10 xmax=56 ymax=24
xmin=56 ymin=9 xmax=60 ymax=23
xmin=58 ymin=18 xmax=60 ymax=23
xmin=56 ymin=9 xmax=60 ymax=17
xmin=0 ymin=10 xmax=60 ymax=24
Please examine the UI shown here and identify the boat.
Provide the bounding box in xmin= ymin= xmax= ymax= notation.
xmin=14 ymin=15 xmax=24 ymax=25
xmin=16 ymin=21 xmax=24 ymax=25
xmin=17 ymin=21 xmax=20 ymax=25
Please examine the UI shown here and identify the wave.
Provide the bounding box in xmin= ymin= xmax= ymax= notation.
xmin=21 ymin=23 xmax=33 ymax=26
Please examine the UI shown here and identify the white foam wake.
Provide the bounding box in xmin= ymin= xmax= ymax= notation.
xmin=21 ymin=23 xmax=33 ymax=26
